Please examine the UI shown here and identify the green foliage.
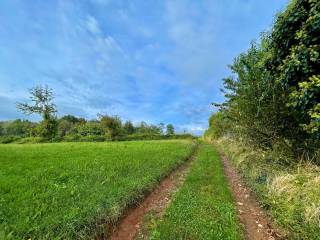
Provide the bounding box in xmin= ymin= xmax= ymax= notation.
xmin=60 ymin=115 xmax=85 ymax=124
xmin=0 ymin=136 xmax=22 ymax=144
xmin=166 ymin=124 xmax=175 ymax=135
xmin=17 ymin=85 xmax=57 ymax=121
xmin=150 ymin=144 xmax=243 ymax=240
xmin=36 ymin=118 xmax=58 ymax=139
xmin=205 ymin=112 xmax=232 ymax=139
xmin=289 ymin=75 xmax=320 ymax=133
xmin=0 ymin=140 xmax=195 ymax=239
xmin=212 ymin=0 xmax=320 ymax=160
xmin=57 ymin=119 xmax=74 ymax=137
xmin=75 ymin=121 xmax=104 ymax=137
xmin=135 ymin=121 xmax=162 ymax=135
xmin=267 ymin=0 xmax=320 ymax=142
xmin=123 ymin=120 xmax=135 ymax=135
xmin=0 ymin=119 xmax=36 ymax=137
xmin=17 ymin=86 xmax=58 ymax=139
xmin=99 ymin=115 xmax=123 ymax=139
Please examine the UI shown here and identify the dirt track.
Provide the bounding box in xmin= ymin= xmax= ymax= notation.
xmin=220 ymin=152 xmax=286 ymax=240
xmin=107 ymin=148 xmax=198 ymax=240
xmin=101 ymin=145 xmax=285 ymax=240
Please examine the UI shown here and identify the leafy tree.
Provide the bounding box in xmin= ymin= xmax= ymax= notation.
xmin=135 ymin=122 xmax=162 ymax=135
xmin=17 ymin=86 xmax=58 ymax=138
xmin=123 ymin=121 xmax=135 ymax=135
xmin=60 ymin=115 xmax=86 ymax=124
xmin=77 ymin=121 xmax=104 ymax=136
xmin=166 ymin=124 xmax=175 ymax=135
xmin=57 ymin=119 xmax=74 ymax=137
xmin=214 ymin=0 xmax=320 ymax=160
xmin=98 ymin=115 xmax=122 ymax=139
xmin=36 ymin=118 xmax=58 ymax=139
xmin=17 ymin=86 xmax=57 ymax=121
xmin=57 ymin=115 xmax=86 ymax=137
xmin=158 ymin=123 xmax=165 ymax=135
xmin=266 ymin=0 xmax=320 ymax=145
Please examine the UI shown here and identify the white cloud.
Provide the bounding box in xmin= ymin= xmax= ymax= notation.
xmin=179 ymin=123 xmax=207 ymax=136
xmin=85 ymin=15 xmax=101 ymax=35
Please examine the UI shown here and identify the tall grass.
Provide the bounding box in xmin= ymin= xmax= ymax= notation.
xmin=216 ymin=137 xmax=320 ymax=240
xmin=0 ymin=140 xmax=195 ymax=239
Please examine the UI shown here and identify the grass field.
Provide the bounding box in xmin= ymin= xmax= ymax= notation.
xmin=149 ymin=143 xmax=243 ymax=240
xmin=0 ymin=140 xmax=195 ymax=239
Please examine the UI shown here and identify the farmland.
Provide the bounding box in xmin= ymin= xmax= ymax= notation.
xmin=0 ymin=140 xmax=195 ymax=239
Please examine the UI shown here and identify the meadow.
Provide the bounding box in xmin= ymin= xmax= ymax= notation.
xmin=0 ymin=140 xmax=195 ymax=239
xmin=149 ymin=143 xmax=243 ymax=240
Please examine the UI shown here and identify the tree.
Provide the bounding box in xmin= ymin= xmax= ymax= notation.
xmin=60 ymin=115 xmax=85 ymax=124
xmin=166 ymin=124 xmax=175 ymax=135
xmin=57 ymin=119 xmax=74 ymax=137
xmin=214 ymin=0 xmax=320 ymax=160
xmin=98 ymin=114 xmax=122 ymax=139
xmin=17 ymin=85 xmax=58 ymax=138
xmin=158 ymin=123 xmax=165 ymax=135
xmin=123 ymin=121 xmax=135 ymax=135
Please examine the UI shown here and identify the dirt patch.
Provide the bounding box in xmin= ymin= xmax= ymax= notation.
xmin=220 ymin=152 xmax=286 ymax=240
xmin=106 ymin=148 xmax=198 ymax=240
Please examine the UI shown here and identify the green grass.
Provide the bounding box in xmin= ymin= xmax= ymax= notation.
xmin=150 ymin=143 xmax=243 ymax=240
xmin=0 ymin=140 xmax=195 ymax=239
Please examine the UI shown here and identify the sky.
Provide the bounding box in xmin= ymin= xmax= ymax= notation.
xmin=0 ymin=0 xmax=288 ymax=135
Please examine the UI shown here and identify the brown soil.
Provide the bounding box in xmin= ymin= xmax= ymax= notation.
xmin=107 ymin=147 xmax=198 ymax=240
xmin=219 ymin=151 xmax=286 ymax=240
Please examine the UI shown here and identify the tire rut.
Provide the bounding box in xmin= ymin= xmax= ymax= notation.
xmin=105 ymin=146 xmax=198 ymax=240
xmin=219 ymin=151 xmax=286 ymax=240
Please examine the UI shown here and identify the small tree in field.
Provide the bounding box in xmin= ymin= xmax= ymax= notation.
xmin=166 ymin=124 xmax=175 ymax=135
xmin=17 ymin=85 xmax=58 ymax=139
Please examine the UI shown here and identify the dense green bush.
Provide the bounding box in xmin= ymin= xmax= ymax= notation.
xmin=211 ymin=0 xmax=320 ymax=162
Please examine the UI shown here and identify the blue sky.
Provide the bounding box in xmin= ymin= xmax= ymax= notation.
xmin=0 ymin=0 xmax=288 ymax=135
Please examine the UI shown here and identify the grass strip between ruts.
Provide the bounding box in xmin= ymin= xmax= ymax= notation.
xmin=150 ymin=143 xmax=243 ymax=240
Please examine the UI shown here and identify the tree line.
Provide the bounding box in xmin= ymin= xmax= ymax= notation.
xmin=0 ymin=86 xmax=193 ymax=143
xmin=206 ymin=0 xmax=319 ymax=163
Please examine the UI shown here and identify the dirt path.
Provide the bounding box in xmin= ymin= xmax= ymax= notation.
xmin=219 ymin=151 xmax=285 ymax=240
xmin=107 ymin=148 xmax=198 ymax=240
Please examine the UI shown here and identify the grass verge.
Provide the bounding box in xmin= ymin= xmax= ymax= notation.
xmin=148 ymin=143 xmax=243 ymax=240
xmin=215 ymin=137 xmax=320 ymax=240
xmin=0 ymin=140 xmax=195 ymax=239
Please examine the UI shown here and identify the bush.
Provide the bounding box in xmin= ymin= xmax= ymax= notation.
xmin=214 ymin=0 xmax=320 ymax=161
xmin=79 ymin=135 xmax=106 ymax=142
xmin=36 ymin=118 xmax=58 ymax=139
xmin=63 ymin=134 xmax=82 ymax=142
xmin=0 ymin=136 xmax=21 ymax=144
xmin=14 ymin=137 xmax=45 ymax=144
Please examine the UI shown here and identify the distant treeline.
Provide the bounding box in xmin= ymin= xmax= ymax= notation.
xmin=0 ymin=116 xmax=194 ymax=144
xmin=206 ymin=0 xmax=320 ymax=163
xmin=0 ymin=85 xmax=194 ymax=143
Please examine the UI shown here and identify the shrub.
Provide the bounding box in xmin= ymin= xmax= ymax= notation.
xmin=0 ymin=136 xmax=21 ymax=144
